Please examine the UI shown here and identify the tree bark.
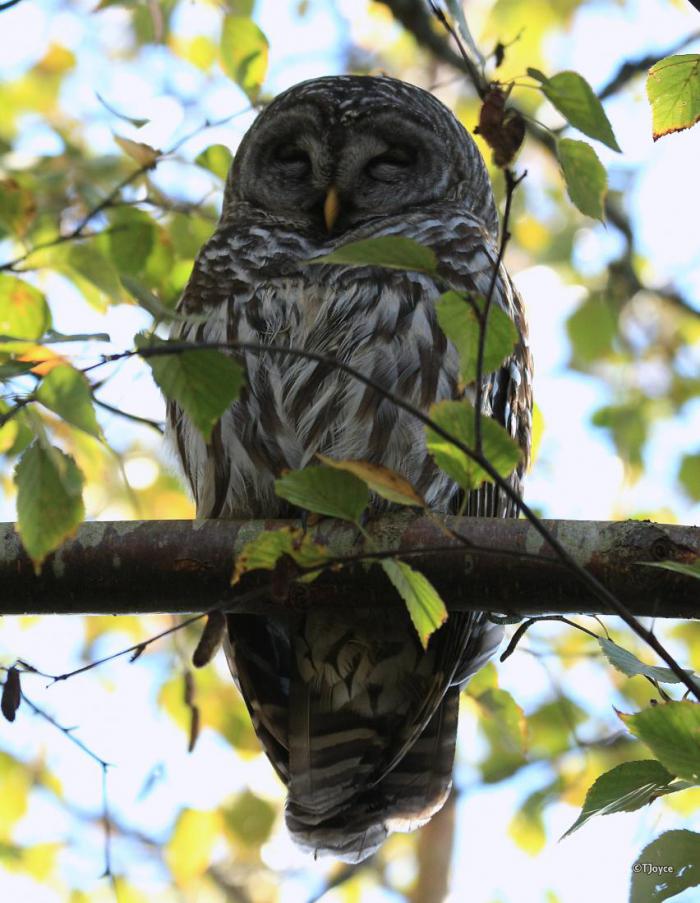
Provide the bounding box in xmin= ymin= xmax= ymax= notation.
xmin=0 ymin=515 xmax=697 ymax=617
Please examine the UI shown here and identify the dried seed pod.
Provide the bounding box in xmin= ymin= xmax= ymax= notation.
xmin=188 ymin=705 xmax=200 ymax=753
xmin=192 ymin=610 xmax=227 ymax=668
xmin=2 ymin=666 xmax=21 ymax=723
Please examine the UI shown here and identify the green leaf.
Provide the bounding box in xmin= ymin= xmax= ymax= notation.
xmin=619 ymin=701 xmax=700 ymax=782
xmin=67 ymin=243 xmax=123 ymax=303
xmin=562 ymin=760 xmax=678 ymax=838
xmin=527 ymin=67 xmax=547 ymax=83
xmin=0 ymin=275 xmax=51 ymax=340
xmin=599 ymin=637 xmax=698 ymax=686
xmin=436 ymin=290 xmax=518 ymax=383
xmin=195 ymin=144 xmax=233 ymax=180
xmin=36 ymin=363 xmax=101 ymax=438
xmin=381 ymin=558 xmax=447 ymax=648
xmin=232 ymin=526 xmax=332 ymax=585
xmin=0 ymin=358 xmax=35 ymax=380
xmin=426 ymin=399 xmax=521 ymax=491
xmin=274 ymin=465 xmax=369 ymax=523
xmin=0 ymin=401 xmax=32 ymax=456
xmin=566 ymin=293 xmax=618 ymax=365
xmin=121 ymin=276 xmax=208 ymax=324
xmin=509 ymin=782 xmax=561 ymax=856
xmin=679 ymin=453 xmax=700 ymax=502
xmin=220 ymin=16 xmax=269 ymax=101
xmin=41 ymin=329 xmax=111 ymax=344
xmin=0 ymin=178 xmax=36 ymax=236
xmin=527 ymin=697 xmax=588 ymax=758
xmin=591 ymin=401 xmax=648 ymax=469
xmin=316 ymin=455 xmax=426 ymax=507
xmin=644 ymin=560 xmax=700 ymax=580
xmin=308 ymin=236 xmax=437 ymax=274
xmin=223 ymin=791 xmax=276 ymax=847
xmin=630 ymin=830 xmax=700 ymax=903
xmin=473 ymin=687 xmax=528 ymax=782
xmin=227 ymin=0 xmax=254 ymax=13
xmin=15 ymin=442 xmax=85 ymax=570
xmin=542 ymin=70 xmax=621 ymax=151
xmin=557 ymin=138 xmax=607 ymax=221
xmin=646 ymin=54 xmax=700 ymax=141
xmin=108 ymin=208 xmax=156 ymax=275
xmin=136 ymin=335 xmax=243 ymax=441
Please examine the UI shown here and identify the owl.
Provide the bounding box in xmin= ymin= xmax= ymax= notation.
xmin=167 ymin=75 xmax=532 ymax=862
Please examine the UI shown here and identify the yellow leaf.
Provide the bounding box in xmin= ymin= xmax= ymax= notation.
xmin=36 ymin=44 xmax=75 ymax=75
xmin=114 ymin=135 xmax=160 ymax=167
xmin=316 ymin=454 xmax=425 ymax=507
xmin=0 ymin=753 xmax=30 ymax=840
xmin=508 ymin=805 xmax=546 ymax=856
xmin=220 ymin=16 xmax=269 ymax=101
xmin=110 ymin=878 xmax=151 ymax=903
xmin=165 ymin=808 xmax=221 ymax=885
xmin=22 ymin=843 xmax=59 ymax=881
xmin=15 ymin=344 xmax=66 ymax=376
xmin=662 ymin=785 xmax=700 ymax=816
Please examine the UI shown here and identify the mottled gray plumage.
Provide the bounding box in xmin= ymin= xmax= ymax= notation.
xmin=168 ymin=75 xmax=532 ymax=861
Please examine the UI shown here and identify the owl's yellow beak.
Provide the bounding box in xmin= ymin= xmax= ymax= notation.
xmin=323 ymin=185 xmax=341 ymax=231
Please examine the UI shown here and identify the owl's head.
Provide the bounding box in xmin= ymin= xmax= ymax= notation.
xmin=223 ymin=75 xmax=498 ymax=238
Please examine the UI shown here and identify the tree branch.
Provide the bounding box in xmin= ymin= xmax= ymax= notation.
xmin=91 ymin=338 xmax=700 ymax=696
xmin=1 ymin=517 xmax=698 ymax=618
xmin=598 ymin=31 xmax=700 ymax=101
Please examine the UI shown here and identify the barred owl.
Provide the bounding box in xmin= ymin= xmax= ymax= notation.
xmin=168 ymin=75 xmax=532 ymax=862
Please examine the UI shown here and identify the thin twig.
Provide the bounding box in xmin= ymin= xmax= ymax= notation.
xmin=41 ymin=586 xmax=268 ymax=684
xmin=499 ymin=615 xmax=599 ymax=662
xmin=3 ymin=681 xmax=116 ymax=877
xmin=598 ymin=31 xmax=700 ymax=100
xmin=427 ymin=0 xmax=486 ymax=98
xmin=93 ymin=396 xmax=165 ymax=434
xmin=473 ymin=167 xmax=526 ymax=453
xmin=15 ymin=686 xmax=110 ymax=765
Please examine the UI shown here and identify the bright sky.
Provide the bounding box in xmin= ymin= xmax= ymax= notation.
xmin=0 ymin=0 xmax=699 ymax=901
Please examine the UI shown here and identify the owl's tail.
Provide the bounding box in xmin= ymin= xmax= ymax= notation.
xmin=226 ymin=611 xmax=501 ymax=863
xmin=285 ymin=686 xmax=460 ymax=863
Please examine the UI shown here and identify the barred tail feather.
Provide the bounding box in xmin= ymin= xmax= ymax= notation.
xmin=226 ymin=608 xmax=502 ymax=863
xmin=286 ymin=688 xmax=461 ymax=862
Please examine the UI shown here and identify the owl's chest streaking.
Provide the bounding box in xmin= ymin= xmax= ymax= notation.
xmin=173 ymin=215 xmax=473 ymax=518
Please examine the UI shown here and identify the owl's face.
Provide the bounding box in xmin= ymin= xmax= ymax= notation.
xmin=225 ymin=75 xmax=498 ymax=238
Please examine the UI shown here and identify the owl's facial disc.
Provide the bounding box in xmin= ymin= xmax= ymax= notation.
xmin=235 ymin=107 xmax=451 ymax=235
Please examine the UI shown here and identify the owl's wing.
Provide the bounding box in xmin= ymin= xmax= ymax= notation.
xmin=167 ymin=225 xmax=260 ymax=519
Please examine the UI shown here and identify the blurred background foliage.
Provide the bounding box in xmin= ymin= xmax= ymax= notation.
xmin=0 ymin=0 xmax=699 ymax=901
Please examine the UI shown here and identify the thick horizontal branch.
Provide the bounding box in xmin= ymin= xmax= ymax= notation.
xmin=0 ymin=516 xmax=698 ymax=618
